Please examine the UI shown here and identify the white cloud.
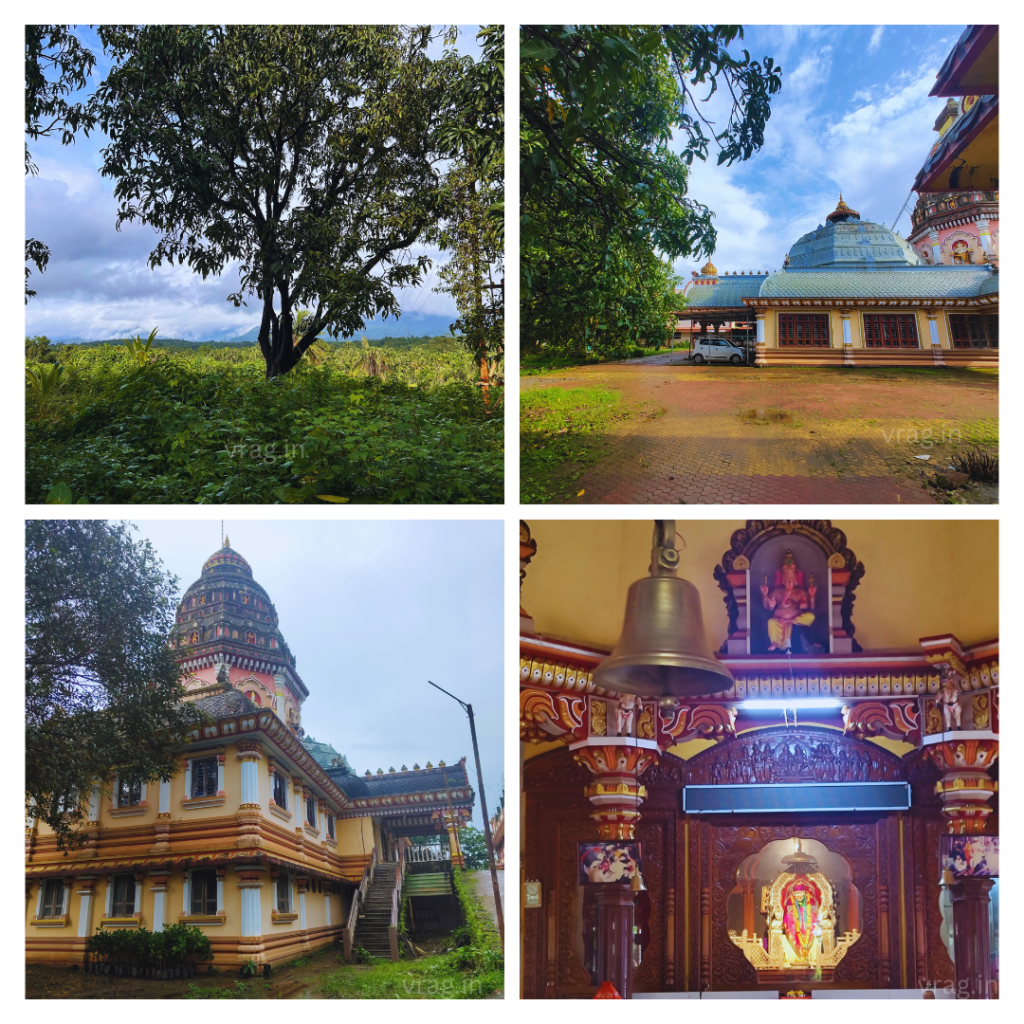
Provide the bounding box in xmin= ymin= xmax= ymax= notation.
xmin=868 ymin=26 xmax=885 ymax=55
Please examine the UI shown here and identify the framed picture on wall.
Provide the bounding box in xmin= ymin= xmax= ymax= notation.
xmin=942 ymin=835 xmax=998 ymax=878
xmin=578 ymin=842 xmax=642 ymax=884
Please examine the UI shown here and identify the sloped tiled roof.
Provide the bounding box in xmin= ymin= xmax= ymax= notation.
xmin=757 ymin=268 xmax=995 ymax=300
xmin=303 ymin=735 xmax=351 ymax=771
xmin=193 ymin=688 xmax=258 ymax=718
xmin=683 ymin=275 xmax=768 ymax=308
xmin=977 ymin=273 xmax=999 ymax=296
xmin=326 ymin=760 xmax=471 ymax=799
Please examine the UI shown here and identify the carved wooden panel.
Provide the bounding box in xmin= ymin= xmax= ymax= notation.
xmin=633 ymin=819 xmax=665 ymax=990
xmin=525 ymin=740 xmax=940 ymax=997
xmin=924 ymin=817 xmax=955 ymax=986
xmin=685 ymin=727 xmax=906 ymax=785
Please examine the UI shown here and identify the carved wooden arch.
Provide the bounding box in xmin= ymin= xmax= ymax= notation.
xmin=682 ymin=725 xmax=907 ymax=785
xmin=713 ymin=520 xmax=865 ymax=642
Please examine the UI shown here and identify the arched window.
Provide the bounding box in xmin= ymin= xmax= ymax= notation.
xmin=270 ymin=638 xmax=277 ymax=649
xmin=246 ymin=631 xmax=256 ymax=644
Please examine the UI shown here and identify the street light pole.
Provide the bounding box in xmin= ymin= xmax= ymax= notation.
xmin=428 ymin=680 xmax=504 ymax=948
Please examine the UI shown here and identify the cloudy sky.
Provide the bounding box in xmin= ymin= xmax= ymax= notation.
xmin=670 ymin=24 xmax=966 ymax=279
xmin=124 ymin=519 xmax=504 ymax=831
xmin=25 ymin=26 xmax=483 ymax=341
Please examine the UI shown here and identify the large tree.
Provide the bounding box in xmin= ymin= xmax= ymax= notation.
xmin=94 ymin=25 xmax=450 ymax=378
xmin=25 ymin=25 xmax=97 ymax=301
xmin=26 ymin=520 xmax=204 ymax=851
xmin=429 ymin=25 xmax=505 ymax=386
xmin=521 ymin=25 xmax=782 ymax=354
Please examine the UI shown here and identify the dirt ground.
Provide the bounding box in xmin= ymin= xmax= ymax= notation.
xmin=27 ymin=949 xmax=347 ymax=999
xmin=521 ymin=361 xmax=998 ymax=504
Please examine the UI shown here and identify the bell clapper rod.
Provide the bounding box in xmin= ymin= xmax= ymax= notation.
xmin=651 ymin=519 xmax=680 ymax=577
xmin=427 ymin=680 xmax=504 ymax=949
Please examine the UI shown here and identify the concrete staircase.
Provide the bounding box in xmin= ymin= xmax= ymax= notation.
xmin=404 ymin=871 xmax=453 ymax=897
xmin=352 ymin=862 xmax=398 ymax=959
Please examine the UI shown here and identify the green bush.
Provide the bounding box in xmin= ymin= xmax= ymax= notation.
xmin=86 ymin=923 xmax=212 ymax=971
xmin=26 ymin=340 xmax=503 ymax=504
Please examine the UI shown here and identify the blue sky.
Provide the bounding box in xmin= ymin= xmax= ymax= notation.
xmin=25 ymin=26 xmax=484 ymax=341
xmin=123 ymin=519 xmax=504 ymax=831
xmin=671 ymin=25 xmax=967 ymax=280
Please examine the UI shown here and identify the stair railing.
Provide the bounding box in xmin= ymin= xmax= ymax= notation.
xmin=388 ymin=844 xmax=406 ymax=962
xmin=343 ymin=843 xmax=377 ymax=963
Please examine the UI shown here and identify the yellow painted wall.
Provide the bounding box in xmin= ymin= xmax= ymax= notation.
xmin=336 ymin=816 xmax=376 ymax=859
xmin=31 ymin=737 xmax=354 ymax=843
xmin=521 ymin=519 xmax=997 ymax=656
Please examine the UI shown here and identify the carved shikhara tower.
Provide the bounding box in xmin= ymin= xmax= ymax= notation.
xmin=171 ymin=539 xmax=308 ymax=734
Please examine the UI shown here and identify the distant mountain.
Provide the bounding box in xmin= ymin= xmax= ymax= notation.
xmin=40 ymin=312 xmax=458 ymax=344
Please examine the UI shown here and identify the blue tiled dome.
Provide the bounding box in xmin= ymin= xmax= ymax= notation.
xmin=787 ymin=196 xmax=924 ymax=270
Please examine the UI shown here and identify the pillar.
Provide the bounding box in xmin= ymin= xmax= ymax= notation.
xmin=571 ymin=741 xmax=659 ymax=840
xmin=76 ymin=877 xmax=98 ymax=938
xmin=949 ymin=878 xmax=995 ymax=999
xmin=595 ymin=885 xmax=636 ymax=999
xmin=977 ymin=218 xmax=992 ymax=255
xmin=927 ymin=738 xmax=999 ymax=834
xmin=739 ymin=877 xmax=757 ymax=939
xmin=754 ymin=310 xmax=767 ymax=366
xmin=298 ymin=878 xmax=308 ymax=930
xmin=927 ymin=735 xmax=999 ymax=998
xmin=237 ymin=740 xmax=263 ymax=806
xmin=929 ymin=231 xmax=942 ymax=265
xmin=926 ymin=309 xmax=945 ymax=367
xmin=238 ymin=866 xmax=265 ymax=938
xmin=149 ymin=873 xmax=169 ymax=932
xmin=839 ymin=309 xmax=854 ymax=366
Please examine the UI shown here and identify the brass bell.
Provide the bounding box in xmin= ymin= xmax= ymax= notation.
xmin=593 ymin=521 xmax=734 ymax=698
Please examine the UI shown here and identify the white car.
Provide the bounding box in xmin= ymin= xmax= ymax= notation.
xmin=689 ymin=336 xmax=747 ymax=364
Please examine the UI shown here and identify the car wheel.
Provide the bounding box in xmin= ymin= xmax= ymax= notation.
xmin=730 ymin=354 xmax=742 ymax=364
xmin=692 ymin=353 xmax=704 ymax=364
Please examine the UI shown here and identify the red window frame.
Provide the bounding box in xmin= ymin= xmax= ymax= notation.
xmin=948 ymin=314 xmax=998 ymax=349
xmin=863 ymin=314 xmax=919 ymax=348
xmin=777 ymin=313 xmax=831 ymax=347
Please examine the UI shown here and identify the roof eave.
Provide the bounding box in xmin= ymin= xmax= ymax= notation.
xmin=929 ymin=25 xmax=999 ymax=97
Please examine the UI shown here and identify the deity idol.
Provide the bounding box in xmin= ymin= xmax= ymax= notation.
xmin=780 ymin=875 xmax=824 ymax=965
xmin=760 ymin=550 xmax=816 ymax=652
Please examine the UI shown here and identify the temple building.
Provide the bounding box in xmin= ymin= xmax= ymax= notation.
xmin=520 ymin=520 xmax=998 ymax=999
xmin=26 ymin=539 xmax=474 ymax=970
xmin=677 ymin=194 xmax=997 ymax=366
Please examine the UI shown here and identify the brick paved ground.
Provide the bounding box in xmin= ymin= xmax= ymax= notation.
xmin=521 ymin=361 xmax=997 ymax=504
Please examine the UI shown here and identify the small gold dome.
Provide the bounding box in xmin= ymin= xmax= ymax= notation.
xmin=700 ymin=260 xmax=718 ymax=276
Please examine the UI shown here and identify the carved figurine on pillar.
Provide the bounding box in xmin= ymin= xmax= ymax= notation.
xmin=937 ymin=666 xmax=963 ymax=730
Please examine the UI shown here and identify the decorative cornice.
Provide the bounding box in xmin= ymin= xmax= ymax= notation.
xmin=742 ymin=295 xmax=996 ymax=308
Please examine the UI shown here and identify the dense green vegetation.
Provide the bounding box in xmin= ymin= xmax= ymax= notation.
xmin=26 ymin=337 xmax=502 ymax=504
xmin=520 ymin=26 xmax=781 ymax=358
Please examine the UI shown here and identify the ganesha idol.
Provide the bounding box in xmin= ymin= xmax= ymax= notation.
xmin=761 ymin=550 xmax=816 ymax=653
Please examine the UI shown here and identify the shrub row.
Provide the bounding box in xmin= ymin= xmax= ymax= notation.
xmin=85 ymin=923 xmax=212 ymax=978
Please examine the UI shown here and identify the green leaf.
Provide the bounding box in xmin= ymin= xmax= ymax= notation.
xmin=45 ymin=482 xmax=74 ymax=504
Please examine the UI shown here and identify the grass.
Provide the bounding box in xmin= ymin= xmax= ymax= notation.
xmin=26 ymin=338 xmax=502 ymax=504
xmin=521 ymin=343 xmax=679 ymax=375
xmin=521 ymin=384 xmax=663 ymax=502
xmin=318 ymin=947 xmax=502 ymax=999
xmin=184 ymin=980 xmax=266 ymax=999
